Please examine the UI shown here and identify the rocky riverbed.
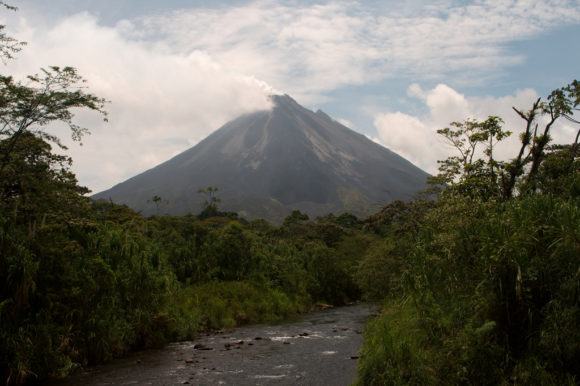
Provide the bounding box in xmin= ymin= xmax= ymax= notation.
xmin=44 ymin=303 xmax=373 ymax=385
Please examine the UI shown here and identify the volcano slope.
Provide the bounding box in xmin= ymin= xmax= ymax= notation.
xmin=94 ymin=95 xmax=429 ymax=223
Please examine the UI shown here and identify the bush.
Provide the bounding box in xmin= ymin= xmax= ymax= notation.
xmin=357 ymin=195 xmax=580 ymax=384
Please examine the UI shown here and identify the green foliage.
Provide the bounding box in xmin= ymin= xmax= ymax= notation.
xmin=0 ymin=133 xmax=89 ymax=232
xmin=197 ymin=186 xmax=224 ymax=219
xmin=428 ymin=81 xmax=580 ymax=200
xmin=147 ymin=195 xmax=169 ymax=216
xmin=182 ymin=281 xmax=303 ymax=329
xmin=357 ymin=195 xmax=580 ymax=384
xmin=427 ymin=116 xmax=509 ymax=199
xmin=0 ymin=2 xmax=23 ymax=61
xmin=283 ymin=209 xmax=309 ymax=227
xmin=355 ymin=240 xmax=403 ymax=300
xmin=0 ymin=66 xmax=107 ymax=172
xmin=534 ymin=143 xmax=580 ymax=198
xmin=357 ymin=81 xmax=580 ymax=385
xmin=1 ymin=183 xmax=374 ymax=383
xmin=0 ymin=9 xmax=374 ymax=384
xmin=363 ymin=199 xmax=436 ymax=236
xmin=356 ymin=301 xmax=434 ymax=385
xmin=0 ymin=207 xmax=180 ymax=382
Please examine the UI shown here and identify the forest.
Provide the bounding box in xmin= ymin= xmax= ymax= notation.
xmin=1 ymin=3 xmax=579 ymax=384
xmin=355 ymin=81 xmax=580 ymax=385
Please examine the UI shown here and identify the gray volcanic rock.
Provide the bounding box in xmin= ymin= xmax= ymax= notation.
xmin=93 ymin=94 xmax=429 ymax=223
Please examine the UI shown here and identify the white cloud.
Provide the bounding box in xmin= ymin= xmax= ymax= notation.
xmin=4 ymin=12 xmax=275 ymax=192
xmin=334 ymin=118 xmax=354 ymax=129
xmin=425 ymin=84 xmax=471 ymax=127
xmin=375 ymin=83 xmax=577 ymax=173
xmin=375 ymin=83 xmax=475 ymax=172
xmin=407 ymin=83 xmax=425 ymax=99
xmin=134 ymin=0 xmax=580 ymax=99
xmin=374 ymin=111 xmax=443 ymax=173
xmin=1 ymin=0 xmax=578 ymax=191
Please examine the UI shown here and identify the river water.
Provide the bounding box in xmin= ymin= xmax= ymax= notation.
xmin=45 ymin=304 xmax=373 ymax=386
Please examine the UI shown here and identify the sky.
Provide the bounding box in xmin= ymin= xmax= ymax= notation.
xmin=1 ymin=0 xmax=579 ymax=193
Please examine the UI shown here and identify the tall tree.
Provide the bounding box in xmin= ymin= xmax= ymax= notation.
xmin=0 ymin=3 xmax=107 ymax=174
xmin=430 ymin=80 xmax=579 ymax=199
xmin=0 ymin=2 xmax=24 ymax=61
xmin=0 ymin=66 xmax=108 ymax=173
xmin=429 ymin=116 xmax=510 ymax=199
xmin=197 ymin=186 xmax=221 ymax=218
xmin=0 ymin=132 xmax=88 ymax=232
xmin=503 ymin=80 xmax=579 ymax=197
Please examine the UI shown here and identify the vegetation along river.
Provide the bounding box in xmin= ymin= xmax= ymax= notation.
xmin=44 ymin=304 xmax=373 ymax=385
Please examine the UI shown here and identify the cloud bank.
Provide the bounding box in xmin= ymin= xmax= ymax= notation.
xmin=4 ymin=12 xmax=275 ymax=192
xmin=374 ymin=84 xmax=578 ymax=174
xmin=136 ymin=0 xmax=580 ymax=100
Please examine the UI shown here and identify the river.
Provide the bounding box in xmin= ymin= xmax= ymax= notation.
xmin=44 ymin=304 xmax=373 ymax=386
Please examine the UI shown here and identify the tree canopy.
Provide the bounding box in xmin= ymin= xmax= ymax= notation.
xmin=429 ymin=80 xmax=580 ymax=200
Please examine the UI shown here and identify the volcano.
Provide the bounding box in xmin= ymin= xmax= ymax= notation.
xmin=94 ymin=95 xmax=429 ymax=223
